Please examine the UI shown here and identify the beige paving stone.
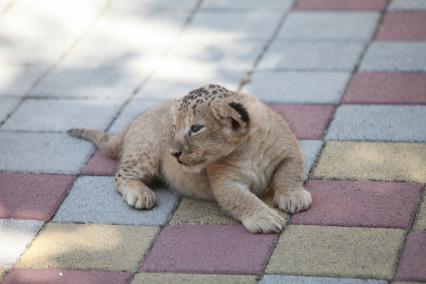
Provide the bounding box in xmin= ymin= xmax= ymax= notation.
xmin=16 ymin=223 xmax=159 ymax=272
xmin=132 ymin=273 xmax=257 ymax=284
xmin=413 ymin=187 xmax=426 ymax=231
xmin=170 ymin=191 xmax=288 ymax=225
xmin=0 ymin=269 xmax=5 ymax=280
xmin=313 ymin=142 xmax=426 ymax=183
xmin=266 ymin=225 xmax=405 ymax=279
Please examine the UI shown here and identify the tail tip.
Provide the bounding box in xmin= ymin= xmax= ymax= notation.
xmin=67 ymin=128 xmax=80 ymax=137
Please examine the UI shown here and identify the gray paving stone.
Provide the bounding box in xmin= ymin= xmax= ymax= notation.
xmin=300 ymin=140 xmax=324 ymax=180
xmin=260 ymin=275 xmax=387 ymax=284
xmin=53 ymin=176 xmax=179 ymax=226
xmin=0 ymin=219 xmax=43 ymax=269
xmin=0 ymin=98 xmax=20 ymax=124
xmin=259 ymin=41 xmax=365 ymax=71
xmin=326 ymin=105 xmax=426 ymax=142
xmin=361 ymin=42 xmax=426 ymax=72
xmin=108 ymin=98 xmax=163 ymax=133
xmin=2 ymin=99 xmax=123 ymax=132
xmin=389 ymin=0 xmax=426 ymax=10
xmin=30 ymin=65 xmax=146 ymax=99
xmin=189 ymin=10 xmax=282 ymax=40
xmin=202 ymin=0 xmax=293 ymax=11
xmin=279 ymin=12 xmax=379 ymax=41
xmin=107 ymin=0 xmax=196 ymax=13
xmin=0 ymin=67 xmax=46 ymax=96
xmin=0 ymin=132 xmax=94 ymax=174
xmin=244 ymin=71 xmax=351 ymax=103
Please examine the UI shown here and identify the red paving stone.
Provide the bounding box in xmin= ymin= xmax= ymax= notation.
xmin=0 ymin=173 xmax=75 ymax=221
xmin=343 ymin=72 xmax=426 ymax=104
xmin=376 ymin=12 xmax=426 ymax=41
xmin=269 ymin=104 xmax=334 ymax=139
xmin=140 ymin=225 xmax=278 ymax=274
xmin=294 ymin=0 xmax=388 ymax=10
xmin=291 ymin=180 xmax=422 ymax=228
xmin=395 ymin=232 xmax=426 ymax=281
xmin=81 ymin=150 xmax=117 ymax=176
xmin=2 ymin=269 xmax=132 ymax=284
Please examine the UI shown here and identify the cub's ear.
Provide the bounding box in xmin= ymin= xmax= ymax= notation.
xmin=210 ymin=101 xmax=250 ymax=131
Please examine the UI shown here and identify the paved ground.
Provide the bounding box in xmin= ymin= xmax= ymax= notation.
xmin=0 ymin=0 xmax=425 ymax=283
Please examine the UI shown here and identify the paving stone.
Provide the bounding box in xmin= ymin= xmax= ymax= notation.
xmin=244 ymin=71 xmax=351 ymax=104
xmin=343 ymin=73 xmax=426 ymax=104
xmin=395 ymin=232 xmax=426 ymax=281
xmin=413 ymin=188 xmax=426 ymax=230
xmin=300 ymin=140 xmax=324 ymax=180
xmin=266 ymin=225 xmax=405 ymax=279
xmin=2 ymin=99 xmax=122 ymax=132
xmin=270 ymin=104 xmax=334 ymax=139
xmin=108 ymin=98 xmax=162 ymax=133
xmin=189 ymin=10 xmax=282 ymax=40
xmin=30 ymin=65 xmax=147 ymax=99
xmin=170 ymin=198 xmax=238 ymax=225
xmin=0 ymin=67 xmax=45 ymax=96
xmin=0 ymin=98 xmax=20 ymax=124
xmin=361 ymin=42 xmax=426 ymax=72
xmin=17 ymin=223 xmax=159 ymax=272
xmin=376 ymin=12 xmax=426 ymax=40
xmin=260 ymin=275 xmax=388 ymax=284
xmin=0 ymin=219 xmax=43 ymax=269
xmin=326 ymin=105 xmax=426 ymax=142
xmin=81 ymin=150 xmax=117 ymax=176
xmin=140 ymin=225 xmax=278 ymax=274
xmin=106 ymin=0 xmax=197 ymax=13
xmin=0 ymin=173 xmax=75 ymax=221
xmin=279 ymin=12 xmax=379 ymax=41
xmin=0 ymin=269 xmax=4 ymax=280
xmin=2 ymin=269 xmax=132 ymax=284
xmin=294 ymin=0 xmax=389 ymax=10
xmin=202 ymin=0 xmax=293 ymax=11
xmin=259 ymin=41 xmax=365 ymax=71
xmin=53 ymin=176 xmax=179 ymax=226
xmin=0 ymin=132 xmax=94 ymax=174
xmin=132 ymin=273 xmax=257 ymax=284
xmin=291 ymin=180 xmax=422 ymax=228
xmin=313 ymin=142 xmax=426 ymax=183
xmin=389 ymin=0 xmax=426 ymax=11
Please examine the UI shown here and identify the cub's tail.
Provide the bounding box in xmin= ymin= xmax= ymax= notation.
xmin=68 ymin=128 xmax=123 ymax=159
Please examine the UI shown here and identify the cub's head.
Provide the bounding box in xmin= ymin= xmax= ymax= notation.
xmin=169 ymin=84 xmax=250 ymax=172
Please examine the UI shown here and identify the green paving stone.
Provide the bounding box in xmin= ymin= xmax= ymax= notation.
xmin=170 ymin=192 xmax=287 ymax=225
xmin=313 ymin=142 xmax=426 ymax=183
xmin=170 ymin=198 xmax=237 ymax=225
xmin=413 ymin=188 xmax=426 ymax=231
xmin=132 ymin=273 xmax=257 ymax=284
xmin=17 ymin=223 xmax=158 ymax=272
xmin=266 ymin=225 xmax=405 ymax=279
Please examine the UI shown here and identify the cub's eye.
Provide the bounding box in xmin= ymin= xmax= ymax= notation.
xmin=190 ymin=124 xmax=204 ymax=133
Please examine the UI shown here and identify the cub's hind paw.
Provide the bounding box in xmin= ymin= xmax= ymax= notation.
xmin=242 ymin=207 xmax=285 ymax=234
xmin=274 ymin=188 xmax=312 ymax=214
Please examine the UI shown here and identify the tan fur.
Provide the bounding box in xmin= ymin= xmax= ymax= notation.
xmin=69 ymin=84 xmax=312 ymax=233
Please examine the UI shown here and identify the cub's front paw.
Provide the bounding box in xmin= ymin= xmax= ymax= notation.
xmin=242 ymin=207 xmax=285 ymax=234
xmin=121 ymin=186 xmax=157 ymax=210
xmin=274 ymin=188 xmax=312 ymax=214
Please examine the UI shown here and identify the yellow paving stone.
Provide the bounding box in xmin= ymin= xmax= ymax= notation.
xmin=16 ymin=223 xmax=159 ymax=272
xmin=313 ymin=142 xmax=426 ymax=182
xmin=266 ymin=225 xmax=405 ymax=279
xmin=170 ymin=191 xmax=288 ymax=225
xmin=413 ymin=187 xmax=426 ymax=231
xmin=132 ymin=273 xmax=257 ymax=284
xmin=0 ymin=269 xmax=5 ymax=280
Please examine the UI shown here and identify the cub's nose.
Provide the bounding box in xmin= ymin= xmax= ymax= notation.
xmin=170 ymin=149 xmax=182 ymax=159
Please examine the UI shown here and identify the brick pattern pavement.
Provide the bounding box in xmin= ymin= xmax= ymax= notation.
xmin=0 ymin=0 xmax=425 ymax=283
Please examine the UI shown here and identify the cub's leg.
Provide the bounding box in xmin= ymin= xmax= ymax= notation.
xmin=115 ymin=153 xmax=158 ymax=210
xmin=208 ymin=168 xmax=285 ymax=233
xmin=272 ymin=157 xmax=312 ymax=214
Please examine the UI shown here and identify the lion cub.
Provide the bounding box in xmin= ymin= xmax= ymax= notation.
xmin=69 ymin=84 xmax=311 ymax=233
